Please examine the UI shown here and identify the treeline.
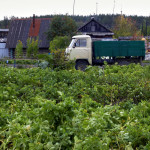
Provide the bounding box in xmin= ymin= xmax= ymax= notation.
xmin=1 ymin=14 xmax=150 ymax=35
xmin=0 ymin=16 xmax=10 ymax=29
xmin=38 ymin=14 xmax=150 ymax=30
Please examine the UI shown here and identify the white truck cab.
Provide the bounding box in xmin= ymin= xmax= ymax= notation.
xmin=66 ymin=35 xmax=92 ymax=70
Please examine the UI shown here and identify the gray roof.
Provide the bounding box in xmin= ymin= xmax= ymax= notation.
xmin=6 ymin=18 xmax=51 ymax=49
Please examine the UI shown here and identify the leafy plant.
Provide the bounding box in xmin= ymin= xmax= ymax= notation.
xmin=15 ymin=40 xmax=23 ymax=58
xmin=49 ymin=36 xmax=70 ymax=50
xmin=0 ymin=64 xmax=150 ymax=149
xmin=47 ymin=15 xmax=77 ymax=41
xmin=113 ymin=15 xmax=141 ymax=39
xmin=48 ymin=36 xmax=74 ymax=69
xmin=26 ymin=37 xmax=39 ymax=58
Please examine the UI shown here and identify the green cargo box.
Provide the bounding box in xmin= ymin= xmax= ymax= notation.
xmin=93 ymin=41 xmax=145 ymax=58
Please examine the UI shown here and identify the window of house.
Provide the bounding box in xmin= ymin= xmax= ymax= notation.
xmin=91 ymin=26 xmax=96 ymax=32
xmin=75 ymin=39 xmax=87 ymax=47
xmin=91 ymin=22 xmax=96 ymax=32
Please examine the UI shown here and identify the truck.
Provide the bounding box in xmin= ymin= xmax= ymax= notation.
xmin=65 ymin=35 xmax=146 ymax=70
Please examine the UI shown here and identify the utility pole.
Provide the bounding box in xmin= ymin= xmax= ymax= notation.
xmin=142 ymin=22 xmax=143 ymax=35
xmin=96 ymin=2 xmax=98 ymax=15
xmin=121 ymin=10 xmax=123 ymax=21
xmin=146 ymin=20 xmax=148 ymax=36
xmin=121 ymin=0 xmax=123 ymax=15
xmin=113 ymin=0 xmax=115 ymax=16
xmin=73 ymin=0 xmax=75 ymax=16
xmin=112 ymin=0 xmax=116 ymax=28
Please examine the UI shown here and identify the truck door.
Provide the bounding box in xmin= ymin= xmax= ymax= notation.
xmin=70 ymin=38 xmax=89 ymax=61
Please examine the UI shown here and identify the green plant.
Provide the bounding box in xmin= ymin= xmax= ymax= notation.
xmin=26 ymin=37 xmax=39 ymax=58
xmin=48 ymin=36 xmax=74 ymax=69
xmin=113 ymin=16 xmax=141 ymax=39
xmin=47 ymin=16 xmax=77 ymax=41
xmin=0 ymin=64 xmax=150 ymax=149
xmin=49 ymin=36 xmax=70 ymax=50
xmin=15 ymin=40 xmax=23 ymax=58
xmin=33 ymin=38 xmax=39 ymax=58
xmin=26 ymin=38 xmax=33 ymax=58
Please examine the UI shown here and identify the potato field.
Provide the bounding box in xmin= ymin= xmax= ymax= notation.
xmin=0 ymin=64 xmax=150 ymax=150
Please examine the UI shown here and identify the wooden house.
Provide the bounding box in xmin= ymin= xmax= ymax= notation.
xmin=6 ymin=16 xmax=51 ymax=58
xmin=78 ymin=17 xmax=114 ymax=39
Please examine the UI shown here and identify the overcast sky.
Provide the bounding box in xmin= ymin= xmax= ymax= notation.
xmin=0 ymin=0 xmax=150 ymax=20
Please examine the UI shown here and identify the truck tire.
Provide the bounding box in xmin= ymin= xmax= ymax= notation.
xmin=75 ymin=60 xmax=88 ymax=71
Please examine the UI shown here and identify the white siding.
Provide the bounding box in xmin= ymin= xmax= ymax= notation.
xmin=0 ymin=43 xmax=9 ymax=58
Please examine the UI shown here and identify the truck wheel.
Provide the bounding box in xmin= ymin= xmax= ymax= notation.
xmin=75 ymin=60 xmax=88 ymax=71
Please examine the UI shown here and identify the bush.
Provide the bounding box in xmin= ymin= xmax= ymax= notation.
xmin=26 ymin=38 xmax=39 ymax=58
xmin=47 ymin=16 xmax=77 ymax=40
xmin=48 ymin=36 xmax=74 ymax=69
xmin=15 ymin=40 xmax=23 ymax=58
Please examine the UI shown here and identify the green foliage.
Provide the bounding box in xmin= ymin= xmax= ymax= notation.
xmin=49 ymin=36 xmax=70 ymax=50
xmin=15 ymin=40 xmax=23 ymax=58
xmin=113 ymin=16 xmax=141 ymax=38
xmin=33 ymin=38 xmax=39 ymax=57
xmin=0 ymin=64 xmax=150 ymax=149
xmin=0 ymin=16 xmax=10 ymax=28
xmin=26 ymin=38 xmax=33 ymax=58
xmin=37 ymin=53 xmax=75 ymax=70
xmin=47 ymin=16 xmax=77 ymax=40
xmin=48 ymin=36 xmax=69 ymax=68
xmin=141 ymin=20 xmax=150 ymax=36
xmin=26 ymin=38 xmax=39 ymax=58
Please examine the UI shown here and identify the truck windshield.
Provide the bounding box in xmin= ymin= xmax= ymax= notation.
xmin=69 ymin=39 xmax=76 ymax=48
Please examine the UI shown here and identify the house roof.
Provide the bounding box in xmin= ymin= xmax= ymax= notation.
xmin=78 ymin=18 xmax=113 ymax=36
xmin=6 ymin=18 xmax=51 ymax=48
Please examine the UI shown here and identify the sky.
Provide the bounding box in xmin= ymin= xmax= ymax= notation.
xmin=0 ymin=0 xmax=150 ymax=20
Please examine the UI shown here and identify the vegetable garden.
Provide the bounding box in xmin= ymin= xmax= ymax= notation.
xmin=0 ymin=64 xmax=150 ymax=149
